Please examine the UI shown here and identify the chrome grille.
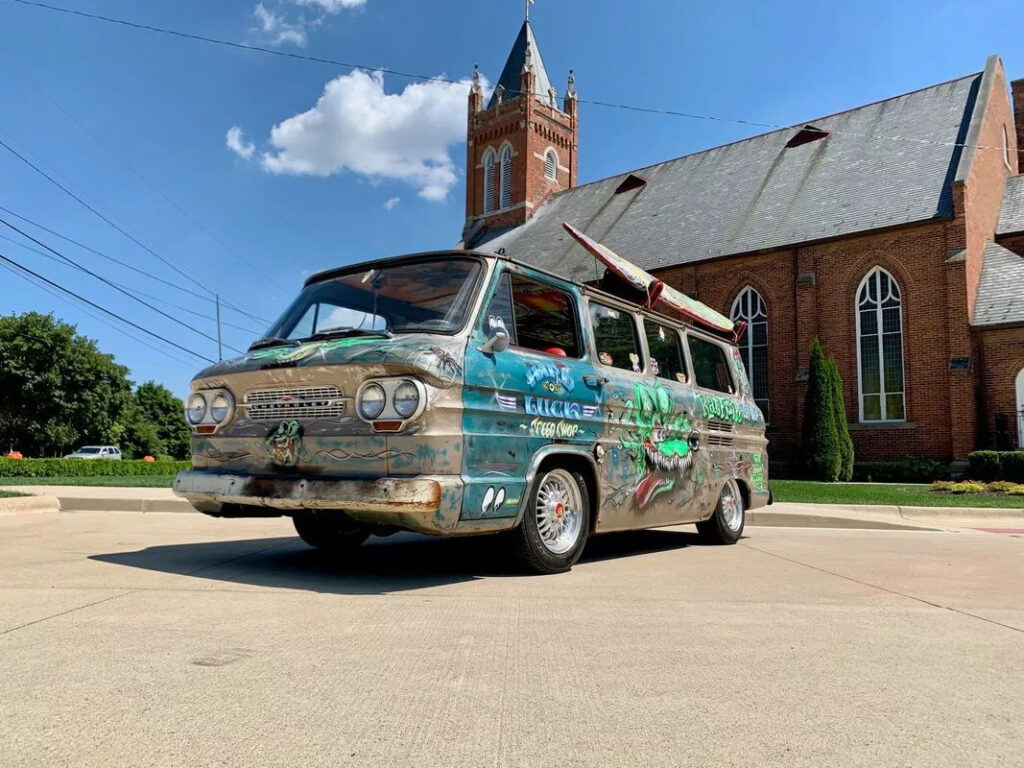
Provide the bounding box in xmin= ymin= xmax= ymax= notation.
xmin=243 ymin=386 xmax=346 ymax=421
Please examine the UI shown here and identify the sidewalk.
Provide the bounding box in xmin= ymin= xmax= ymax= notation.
xmin=2 ymin=485 xmax=1021 ymax=530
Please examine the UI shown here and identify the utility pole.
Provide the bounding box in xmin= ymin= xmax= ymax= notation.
xmin=215 ymin=293 xmax=223 ymax=361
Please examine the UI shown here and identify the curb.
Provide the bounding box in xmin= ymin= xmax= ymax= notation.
xmin=0 ymin=495 xmax=61 ymax=515
xmin=56 ymin=497 xmax=194 ymax=514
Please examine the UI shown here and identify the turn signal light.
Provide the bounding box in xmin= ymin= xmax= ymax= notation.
xmin=372 ymin=420 xmax=404 ymax=433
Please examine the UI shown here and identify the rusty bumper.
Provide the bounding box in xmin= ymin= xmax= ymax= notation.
xmin=174 ymin=471 xmax=462 ymax=534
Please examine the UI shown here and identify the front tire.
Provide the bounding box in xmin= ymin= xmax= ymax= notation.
xmin=512 ymin=467 xmax=591 ymax=574
xmin=293 ymin=511 xmax=369 ymax=553
xmin=696 ymin=478 xmax=745 ymax=544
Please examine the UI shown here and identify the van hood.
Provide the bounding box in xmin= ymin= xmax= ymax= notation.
xmin=191 ymin=333 xmax=465 ymax=386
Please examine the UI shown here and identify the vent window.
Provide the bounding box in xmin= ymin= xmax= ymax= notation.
xmin=544 ymin=149 xmax=558 ymax=180
xmin=614 ymin=174 xmax=647 ymax=194
xmin=785 ymin=125 xmax=830 ymax=148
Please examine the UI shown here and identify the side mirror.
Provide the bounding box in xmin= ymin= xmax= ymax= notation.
xmin=477 ymin=330 xmax=509 ymax=355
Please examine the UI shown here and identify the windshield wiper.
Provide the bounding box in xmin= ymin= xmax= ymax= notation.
xmin=248 ymin=336 xmax=300 ymax=351
xmin=304 ymin=327 xmax=393 ymax=342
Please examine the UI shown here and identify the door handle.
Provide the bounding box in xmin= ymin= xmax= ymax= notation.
xmin=583 ymin=375 xmax=609 ymax=387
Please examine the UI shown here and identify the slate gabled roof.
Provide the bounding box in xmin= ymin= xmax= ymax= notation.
xmin=973 ymin=241 xmax=1024 ymax=327
xmin=487 ymin=21 xmax=554 ymax=109
xmin=475 ymin=70 xmax=984 ymax=279
xmin=997 ymin=174 xmax=1024 ymax=235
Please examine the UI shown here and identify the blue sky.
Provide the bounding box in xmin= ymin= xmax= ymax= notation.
xmin=1 ymin=0 xmax=1021 ymax=398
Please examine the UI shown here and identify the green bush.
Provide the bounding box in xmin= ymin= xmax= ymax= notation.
xmin=0 ymin=458 xmax=189 ymax=478
xmin=968 ymin=451 xmax=1002 ymax=482
xmin=947 ymin=481 xmax=986 ymax=494
xmin=800 ymin=340 xmax=841 ymax=481
xmin=827 ymin=357 xmax=854 ymax=481
xmin=1001 ymin=452 xmax=1024 ymax=483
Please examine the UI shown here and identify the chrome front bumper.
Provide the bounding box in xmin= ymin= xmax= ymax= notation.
xmin=174 ymin=471 xmax=462 ymax=534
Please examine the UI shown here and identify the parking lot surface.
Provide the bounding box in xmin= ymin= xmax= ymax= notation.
xmin=1 ymin=512 xmax=1021 ymax=767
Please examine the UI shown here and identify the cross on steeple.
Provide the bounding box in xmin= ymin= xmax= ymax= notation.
xmin=525 ymin=0 xmax=533 ymax=22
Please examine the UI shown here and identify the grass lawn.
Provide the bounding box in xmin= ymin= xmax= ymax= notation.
xmin=0 ymin=490 xmax=27 ymax=498
xmin=0 ymin=476 xmax=176 ymax=488
xmin=769 ymin=480 xmax=1024 ymax=509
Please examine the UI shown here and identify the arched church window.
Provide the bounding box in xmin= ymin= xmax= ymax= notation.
xmin=856 ymin=267 xmax=905 ymax=422
xmin=482 ymin=148 xmax=496 ymax=214
xmin=544 ymin=149 xmax=558 ymax=180
xmin=730 ymin=287 xmax=769 ymax=418
xmin=499 ymin=144 xmax=513 ymax=209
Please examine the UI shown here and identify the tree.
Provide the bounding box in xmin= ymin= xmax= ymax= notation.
xmin=800 ymin=339 xmax=842 ymax=481
xmin=129 ymin=381 xmax=190 ymax=459
xmin=828 ymin=356 xmax=855 ymax=481
xmin=0 ymin=312 xmax=132 ymax=456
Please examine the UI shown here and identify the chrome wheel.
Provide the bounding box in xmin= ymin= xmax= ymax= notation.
xmin=721 ymin=480 xmax=743 ymax=532
xmin=535 ymin=468 xmax=583 ymax=555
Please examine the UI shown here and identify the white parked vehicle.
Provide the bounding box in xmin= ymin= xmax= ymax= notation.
xmin=64 ymin=446 xmax=122 ymax=460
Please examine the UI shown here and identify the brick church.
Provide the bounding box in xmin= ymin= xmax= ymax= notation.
xmin=459 ymin=19 xmax=1024 ymax=464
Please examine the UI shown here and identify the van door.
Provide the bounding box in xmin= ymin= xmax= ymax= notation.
xmin=461 ymin=266 xmax=600 ymax=525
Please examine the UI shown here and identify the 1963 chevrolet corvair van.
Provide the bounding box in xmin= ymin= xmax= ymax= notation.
xmin=175 ymin=236 xmax=769 ymax=573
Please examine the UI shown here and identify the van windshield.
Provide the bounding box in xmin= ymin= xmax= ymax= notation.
xmin=263 ymin=257 xmax=482 ymax=342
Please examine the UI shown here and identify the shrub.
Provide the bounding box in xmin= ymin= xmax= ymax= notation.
xmin=947 ymin=482 xmax=986 ymax=494
xmin=968 ymin=451 xmax=1001 ymax=482
xmin=0 ymin=458 xmax=189 ymax=478
xmin=900 ymin=457 xmax=951 ymax=483
xmin=800 ymin=340 xmax=841 ymax=481
xmin=931 ymin=481 xmax=955 ymax=492
xmin=827 ymin=357 xmax=854 ymax=481
xmin=1007 ymin=485 xmax=1024 ymax=496
xmin=1001 ymin=452 xmax=1024 ymax=483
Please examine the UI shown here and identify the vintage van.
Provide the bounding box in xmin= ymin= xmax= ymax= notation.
xmin=175 ymin=244 xmax=769 ymax=573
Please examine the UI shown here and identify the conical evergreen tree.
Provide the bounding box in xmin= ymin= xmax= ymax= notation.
xmin=828 ymin=356 xmax=855 ymax=481
xmin=800 ymin=339 xmax=842 ymax=481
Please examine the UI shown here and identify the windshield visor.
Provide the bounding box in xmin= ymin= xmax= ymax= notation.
xmin=266 ymin=257 xmax=482 ymax=341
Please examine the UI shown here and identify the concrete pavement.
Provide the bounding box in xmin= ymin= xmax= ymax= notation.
xmin=0 ymin=510 xmax=1021 ymax=767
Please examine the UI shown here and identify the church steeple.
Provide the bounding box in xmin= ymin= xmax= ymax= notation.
xmin=463 ymin=17 xmax=579 ymax=245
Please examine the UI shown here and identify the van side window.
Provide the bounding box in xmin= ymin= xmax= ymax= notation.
xmin=644 ymin=321 xmax=687 ymax=383
xmin=590 ymin=302 xmax=642 ymax=372
xmin=688 ymin=336 xmax=735 ymax=394
xmin=510 ymin=275 xmax=581 ymax=357
xmin=481 ymin=271 xmax=517 ymax=346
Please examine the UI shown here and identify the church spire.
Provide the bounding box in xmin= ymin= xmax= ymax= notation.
xmin=487 ymin=20 xmax=553 ymax=108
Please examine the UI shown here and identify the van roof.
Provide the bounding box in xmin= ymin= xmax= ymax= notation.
xmin=305 ymin=250 xmax=736 ymax=343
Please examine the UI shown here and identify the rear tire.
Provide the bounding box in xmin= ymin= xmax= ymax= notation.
xmin=696 ymin=478 xmax=745 ymax=544
xmin=293 ymin=511 xmax=369 ymax=553
xmin=512 ymin=467 xmax=591 ymax=574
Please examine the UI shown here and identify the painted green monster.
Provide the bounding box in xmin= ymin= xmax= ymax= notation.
xmin=619 ymin=381 xmax=694 ymax=510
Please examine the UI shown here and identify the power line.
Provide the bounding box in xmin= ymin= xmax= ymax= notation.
xmin=0 ymin=204 xmax=271 ymax=326
xmin=0 ymin=215 xmax=244 ymax=354
xmin=12 ymin=0 xmax=1017 ymax=154
xmin=0 ymin=231 xmax=262 ymax=336
xmin=0 ymin=134 xmax=217 ymax=297
xmin=0 ymin=249 xmax=216 ymax=363
xmin=0 ymin=261 xmax=199 ymax=367
xmin=1 ymin=53 xmax=280 ymax=288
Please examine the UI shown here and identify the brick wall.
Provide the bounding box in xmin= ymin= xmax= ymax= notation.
xmin=976 ymin=326 xmax=1024 ymax=449
xmin=656 ymin=221 xmax=962 ymax=462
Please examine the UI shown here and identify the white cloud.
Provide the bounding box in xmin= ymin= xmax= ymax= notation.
xmin=225 ymin=126 xmax=255 ymax=160
xmin=254 ymin=70 xmax=479 ymax=201
xmin=384 ymin=196 xmax=401 ymax=210
xmin=293 ymin=0 xmax=366 ymax=10
xmin=253 ymin=2 xmax=307 ymax=46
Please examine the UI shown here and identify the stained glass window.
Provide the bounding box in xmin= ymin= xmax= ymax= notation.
xmin=730 ymin=287 xmax=769 ymax=419
xmin=856 ymin=268 xmax=905 ymax=422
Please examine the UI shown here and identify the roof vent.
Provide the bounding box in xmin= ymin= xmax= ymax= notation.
xmin=615 ymin=174 xmax=648 ymax=194
xmin=785 ymin=125 xmax=830 ymax=148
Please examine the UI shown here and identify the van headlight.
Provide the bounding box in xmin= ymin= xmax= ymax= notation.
xmin=186 ymin=393 xmax=207 ymax=425
xmin=393 ymin=380 xmax=420 ymax=418
xmin=210 ymin=391 xmax=234 ymax=423
xmin=358 ymin=383 xmax=386 ymax=419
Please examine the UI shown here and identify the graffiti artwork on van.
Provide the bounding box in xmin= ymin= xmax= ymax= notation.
xmin=526 ymin=361 xmax=575 ymax=394
xmin=619 ymin=381 xmax=695 ymax=510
